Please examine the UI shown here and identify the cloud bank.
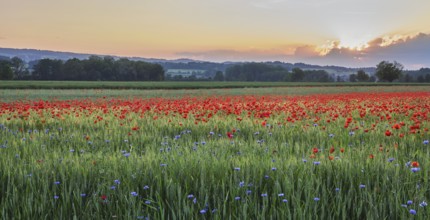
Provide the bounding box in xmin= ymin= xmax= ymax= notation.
xmin=177 ymin=33 xmax=430 ymax=69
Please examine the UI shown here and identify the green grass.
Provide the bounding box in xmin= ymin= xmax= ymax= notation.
xmin=1 ymin=80 xmax=430 ymax=89
xmin=0 ymin=91 xmax=429 ymax=219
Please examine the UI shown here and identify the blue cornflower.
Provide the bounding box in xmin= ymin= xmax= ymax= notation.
xmin=329 ymin=134 xmax=335 ymax=138
xmin=209 ymin=131 xmax=214 ymax=135
xmin=123 ymin=153 xmax=131 ymax=157
xmin=313 ymin=161 xmax=321 ymax=165
xmin=411 ymin=167 xmax=420 ymax=173
xmin=200 ymin=209 xmax=207 ymax=214
xmin=349 ymin=131 xmax=355 ymax=136
xmin=420 ymin=201 xmax=428 ymax=207
xmin=212 ymin=209 xmax=218 ymax=213
xmin=114 ymin=179 xmax=120 ymax=185
xmin=359 ymin=184 xmax=366 ymax=188
xmin=174 ymin=135 xmax=181 ymax=140
xmin=145 ymin=200 xmax=151 ymax=204
xmin=235 ymin=196 xmax=241 ymax=200
xmin=314 ymin=197 xmax=320 ymax=201
xmin=264 ymin=175 xmax=270 ymax=179
xmin=246 ymin=190 xmax=252 ymax=195
xmin=423 ymin=140 xmax=429 ymax=145
xmin=131 ymin=192 xmax=138 ymax=197
xmin=234 ymin=167 xmax=240 ymax=171
xmin=261 ymin=193 xmax=268 ymax=197
xmin=54 ymin=181 xmax=60 ymax=185
xmin=401 ymin=204 xmax=407 ymax=208
xmin=187 ymin=194 xmax=194 ymax=199
xmin=407 ymin=200 xmax=413 ymax=205
xmin=110 ymin=186 xmax=116 ymax=190
xmin=272 ymin=167 xmax=277 ymax=171
xmin=282 ymin=199 xmax=288 ymax=203
xmin=144 ymin=185 xmax=149 ymax=190
xmin=409 ymin=209 xmax=417 ymax=215
xmin=201 ymin=141 xmax=206 ymax=145
xmin=335 ymin=188 xmax=340 ymax=192
xmin=70 ymin=149 xmax=75 ymax=153
xmin=278 ymin=193 xmax=284 ymax=197
xmin=239 ymin=181 xmax=245 ymax=187
xmin=54 ymin=195 xmax=59 ymax=199
xmin=388 ymin=158 xmax=395 ymax=162
xmin=313 ymin=123 xmax=318 ymax=127
xmin=302 ymin=159 xmax=307 ymax=163
xmin=160 ymin=163 xmax=167 ymax=167
xmin=80 ymin=193 xmax=86 ymax=197
xmin=193 ymin=198 xmax=197 ymax=204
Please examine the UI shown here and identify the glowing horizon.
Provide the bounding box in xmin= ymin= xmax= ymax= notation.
xmin=1 ymin=0 xmax=430 ymax=68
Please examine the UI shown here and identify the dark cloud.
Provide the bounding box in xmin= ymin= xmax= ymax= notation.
xmin=175 ymin=33 xmax=430 ymax=69
xmin=292 ymin=33 xmax=430 ymax=69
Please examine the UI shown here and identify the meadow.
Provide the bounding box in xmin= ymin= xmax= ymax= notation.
xmin=1 ymin=80 xmax=430 ymax=90
xmin=0 ymin=86 xmax=429 ymax=219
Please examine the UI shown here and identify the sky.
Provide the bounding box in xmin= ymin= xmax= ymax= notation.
xmin=1 ymin=0 xmax=430 ymax=69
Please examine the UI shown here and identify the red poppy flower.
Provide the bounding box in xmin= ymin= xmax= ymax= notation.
xmin=411 ymin=161 xmax=419 ymax=167
xmin=340 ymin=148 xmax=345 ymax=153
xmin=329 ymin=146 xmax=335 ymax=154
xmin=227 ymin=132 xmax=233 ymax=139
xmin=101 ymin=195 xmax=107 ymax=200
xmin=369 ymin=154 xmax=374 ymax=159
xmin=385 ymin=130 xmax=392 ymax=136
xmin=312 ymin=148 xmax=319 ymax=154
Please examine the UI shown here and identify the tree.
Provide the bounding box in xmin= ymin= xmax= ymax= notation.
xmin=214 ymin=71 xmax=224 ymax=81
xmin=32 ymin=59 xmax=64 ymax=80
xmin=291 ymin=68 xmax=304 ymax=82
xmin=11 ymin=57 xmax=26 ymax=79
xmin=356 ymin=69 xmax=369 ymax=82
xmin=403 ymin=74 xmax=413 ymax=82
xmin=349 ymin=74 xmax=357 ymax=82
xmin=0 ymin=60 xmax=14 ymax=80
xmin=417 ymin=75 xmax=425 ymax=83
xmin=425 ymin=74 xmax=430 ymax=82
xmin=63 ymin=58 xmax=84 ymax=80
xmin=375 ymin=61 xmax=403 ymax=82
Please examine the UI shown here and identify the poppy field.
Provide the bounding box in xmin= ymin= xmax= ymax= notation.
xmin=1 ymin=88 xmax=430 ymax=219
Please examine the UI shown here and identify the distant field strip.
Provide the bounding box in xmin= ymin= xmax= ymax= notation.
xmin=1 ymin=81 xmax=430 ymax=89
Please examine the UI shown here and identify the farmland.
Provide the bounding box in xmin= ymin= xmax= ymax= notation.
xmin=1 ymin=86 xmax=430 ymax=219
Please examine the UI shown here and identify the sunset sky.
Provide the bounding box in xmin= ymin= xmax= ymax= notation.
xmin=1 ymin=0 xmax=430 ymax=68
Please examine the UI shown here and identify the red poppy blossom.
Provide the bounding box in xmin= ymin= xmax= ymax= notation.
xmin=411 ymin=161 xmax=419 ymax=167
xmin=312 ymin=148 xmax=319 ymax=154
xmin=385 ymin=130 xmax=392 ymax=136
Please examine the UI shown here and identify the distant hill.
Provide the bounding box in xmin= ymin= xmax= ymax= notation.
xmin=0 ymin=47 xmax=375 ymax=76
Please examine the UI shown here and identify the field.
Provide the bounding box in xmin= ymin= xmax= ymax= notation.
xmin=1 ymin=80 xmax=430 ymax=90
xmin=1 ymin=86 xmax=430 ymax=219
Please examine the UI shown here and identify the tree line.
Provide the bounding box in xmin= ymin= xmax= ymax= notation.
xmin=1 ymin=56 xmax=430 ymax=83
xmin=0 ymin=56 xmax=164 ymax=81
xmin=224 ymin=63 xmax=334 ymax=82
